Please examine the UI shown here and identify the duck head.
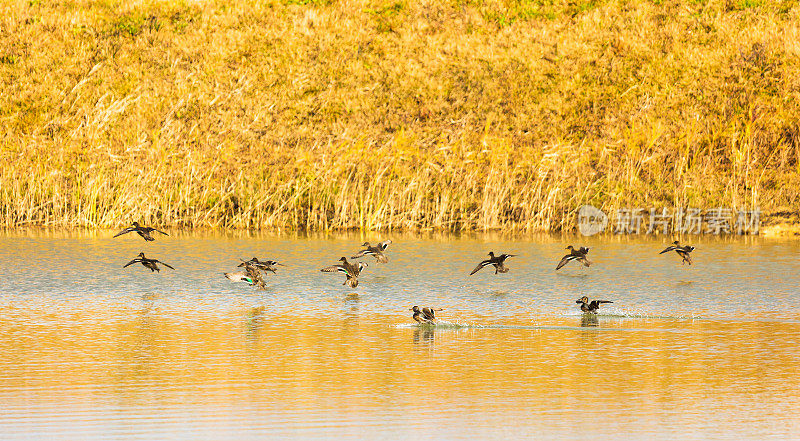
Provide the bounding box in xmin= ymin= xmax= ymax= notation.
xmin=566 ymin=245 xmax=575 ymax=250
xmin=361 ymin=242 xmax=371 ymax=247
xmin=137 ymin=252 xmax=146 ymax=258
xmin=132 ymin=221 xmax=141 ymax=227
xmin=409 ymin=306 xmax=421 ymax=312
xmin=575 ymin=296 xmax=589 ymax=304
xmin=338 ymin=257 xmax=348 ymax=262
xmin=488 ymin=251 xmax=495 ymax=257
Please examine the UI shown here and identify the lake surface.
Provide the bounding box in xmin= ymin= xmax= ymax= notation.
xmin=1 ymin=230 xmax=798 ymax=440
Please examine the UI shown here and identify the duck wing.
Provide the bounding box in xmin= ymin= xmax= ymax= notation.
xmin=578 ymin=247 xmax=590 ymax=255
xmin=556 ymin=254 xmax=576 ymax=270
xmin=659 ymin=246 xmax=678 ymax=254
xmin=589 ymin=300 xmax=612 ymax=309
xmin=238 ymin=258 xmax=259 ymax=267
xmin=321 ymin=264 xmax=351 ymax=276
xmin=225 ymin=272 xmax=254 ymax=284
xmin=578 ymin=257 xmax=592 ymax=267
xmin=156 ymin=261 xmax=175 ymax=270
xmin=113 ymin=227 xmax=136 ymax=238
xmin=422 ymin=307 xmax=441 ymax=321
xmin=677 ymin=250 xmax=693 ymax=264
xmin=122 ymin=258 xmax=143 ymax=268
xmin=154 ymin=228 xmax=169 ymax=236
xmin=469 ymin=259 xmax=492 ymax=275
xmin=378 ymin=240 xmax=392 ymax=250
xmin=351 ymin=249 xmax=373 ymax=259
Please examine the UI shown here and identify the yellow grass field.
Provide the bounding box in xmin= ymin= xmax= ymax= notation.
xmin=1 ymin=0 xmax=799 ymax=231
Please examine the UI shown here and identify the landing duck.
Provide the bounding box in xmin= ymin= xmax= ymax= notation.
xmin=123 ymin=252 xmax=174 ymax=272
xmin=321 ymin=257 xmax=367 ymax=288
xmin=575 ymin=296 xmax=612 ymax=313
xmin=238 ymin=257 xmax=284 ymax=274
xmin=113 ymin=222 xmax=168 ymax=242
xmin=659 ymin=241 xmax=695 ymax=265
xmin=556 ymin=246 xmax=592 ymax=270
xmin=410 ymin=305 xmax=442 ymax=324
xmin=352 ymin=240 xmax=392 ymax=263
xmin=470 ymin=252 xmax=516 ymax=275
xmin=238 ymin=260 xmax=267 ymax=289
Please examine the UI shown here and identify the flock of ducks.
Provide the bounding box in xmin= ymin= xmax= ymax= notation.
xmin=114 ymin=223 xmax=696 ymax=325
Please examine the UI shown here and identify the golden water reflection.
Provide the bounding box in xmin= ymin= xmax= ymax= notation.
xmin=1 ymin=303 xmax=798 ymax=439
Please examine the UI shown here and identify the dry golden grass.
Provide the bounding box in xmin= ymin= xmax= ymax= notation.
xmin=1 ymin=0 xmax=799 ymax=231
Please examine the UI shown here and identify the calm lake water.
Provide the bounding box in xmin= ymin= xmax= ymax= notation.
xmin=1 ymin=230 xmax=798 ymax=440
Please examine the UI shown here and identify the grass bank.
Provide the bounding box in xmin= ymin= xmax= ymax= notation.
xmin=1 ymin=0 xmax=799 ymax=231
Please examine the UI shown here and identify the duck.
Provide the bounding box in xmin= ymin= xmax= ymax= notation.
xmin=556 ymin=246 xmax=592 ymax=270
xmin=575 ymin=296 xmax=612 ymax=313
xmin=659 ymin=240 xmax=695 ymax=265
xmin=238 ymin=261 xmax=267 ymax=289
xmin=238 ymin=257 xmax=284 ymax=274
xmin=410 ymin=305 xmax=442 ymax=324
xmin=352 ymin=240 xmax=392 ymax=263
xmin=224 ymin=272 xmax=255 ymax=284
xmin=320 ymin=257 xmax=367 ymax=288
xmin=123 ymin=252 xmax=174 ymax=272
xmin=113 ymin=222 xmax=168 ymax=242
xmin=469 ymin=252 xmax=516 ymax=275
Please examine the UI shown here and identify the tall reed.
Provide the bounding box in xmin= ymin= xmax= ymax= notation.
xmin=1 ymin=0 xmax=798 ymax=231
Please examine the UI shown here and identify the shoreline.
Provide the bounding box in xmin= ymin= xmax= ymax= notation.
xmin=2 ymin=216 xmax=799 ymax=238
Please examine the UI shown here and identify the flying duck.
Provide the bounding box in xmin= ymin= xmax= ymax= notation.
xmin=410 ymin=306 xmax=442 ymax=324
xmin=238 ymin=257 xmax=284 ymax=274
xmin=352 ymin=240 xmax=392 ymax=263
xmin=576 ymin=296 xmax=612 ymax=313
xmin=238 ymin=261 xmax=267 ymax=289
xmin=123 ymin=252 xmax=174 ymax=272
xmin=659 ymin=241 xmax=695 ymax=265
xmin=556 ymin=246 xmax=592 ymax=270
xmin=469 ymin=252 xmax=516 ymax=275
xmin=321 ymin=257 xmax=367 ymax=288
xmin=113 ymin=222 xmax=168 ymax=242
